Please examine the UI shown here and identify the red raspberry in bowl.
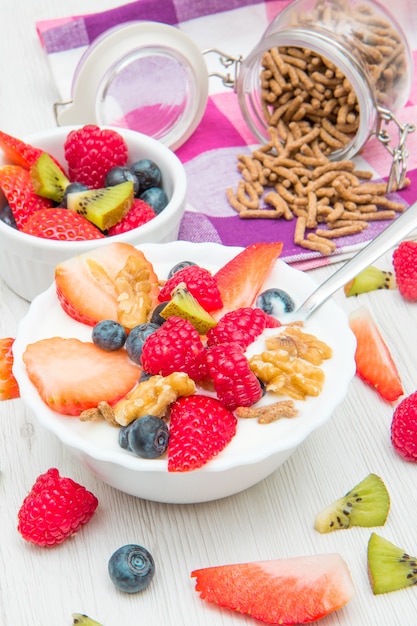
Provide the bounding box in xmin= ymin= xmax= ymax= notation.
xmin=64 ymin=124 xmax=129 ymax=189
xmin=107 ymin=198 xmax=156 ymax=235
xmin=17 ymin=467 xmax=98 ymax=547
xmin=206 ymin=307 xmax=279 ymax=349
xmin=158 ymin=265 xmax=223 ymax=312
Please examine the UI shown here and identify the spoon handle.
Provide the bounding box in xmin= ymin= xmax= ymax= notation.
xmin=295 ymin=200 xmax=417 ymax=320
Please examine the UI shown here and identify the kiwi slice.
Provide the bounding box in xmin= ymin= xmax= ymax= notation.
xmin=72 ymin=614 xmax=103 ymax=626
xmin=368 ymin=533 xmax=417 ymax=594
xmin=30 ymin=152 xmax=70 ymax=203
xmin=344 ymin=265 xmax=396 ymax=296
xmin=160 ymin=283 xmax=217 ymax=335
xmin=314 ymin=473 xmax=390 ymax=533
xmin=67 ymin=180 xmax=134 ymax=231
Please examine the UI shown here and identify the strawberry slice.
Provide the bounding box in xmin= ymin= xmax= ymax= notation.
xmin=349 ymin=306 xmax=403 ymax=402
xmin=191 ymin=553 xmax=354 ymax=624
xmin=55 ymin=242 xmax=160 ymax=329
xmin=23 ymin=337 xmax=141 ymax=416
xmin=211 ymin=242 xmax=283 ymax=319
xmin=0 ymin=337 xmax=20 ymax=400
xmin=0 ymin=130 xmax=44 ymax=169
xmin=22 ymin=208 xmax=106 ymax=241
xmin=0 ymin=165 xmax=53 ymax=229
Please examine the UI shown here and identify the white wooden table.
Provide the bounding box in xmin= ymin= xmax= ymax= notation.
xmin=1 ymin=2 xmax=417 ymax=625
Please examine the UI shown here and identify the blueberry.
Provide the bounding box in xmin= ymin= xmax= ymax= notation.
xmin=118 ymin=425 xmax=131 ymax=451
xmin=92 ymin=320 xmax=127 ymax=351
xmin=127 ymin=415 xmax=169 ymax=458
xmin=60 ymin=182 xmax=89 ymax=207
xmin=125 ymin=323 xmax=159 ymax=364
xmin=131 ymin=159 xmax=162 ymax=191
xmin=139 ymin=187 xmax=168 ymax=214
xmin=105 ymin=166 xmax=139 ymax=196
xmin=150 ymin=302 xmax=167 ymax=326
xmin=167 ymin=261 xmax=197 ymax=279
xmin=108 ymin=544 xmax=155 ymax=593
xmin=0 ymin=204 xmax=17 ymax=228
xmin=256 ymin=288 xmax=295 ymax=318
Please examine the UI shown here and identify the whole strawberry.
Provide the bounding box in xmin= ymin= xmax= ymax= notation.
xmin=158 ymin=265 xmax=223 ymax=312
xmin=17 ymin=468 xmax=98 ymax=547
xmin=168 ymin=394 xmax=237 ymax=471
xmin=0 ymin=165 xmax=53 ymax=228
xmin=391 ymin=391 xmax=417 ymax=462
xmin=107 ymin=199 xmax=155 ymax=235
xmin=392 ymin=241 xmax=417 ymax=301
xmin=207 ymin=307 xmax=279 ymax=349
xmin=206 ymin=342 xmax=263 ymax=410
xmin=64 ymin=125 xmax=128 ymax=189
xmin=141 ymin=316 xmax=206 ymax=381
xmin=22 ymin=208 xmax=106 ymax=241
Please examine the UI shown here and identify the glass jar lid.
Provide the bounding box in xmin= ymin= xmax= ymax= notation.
xmin=54 ymin=21 xmax=209 ymax=151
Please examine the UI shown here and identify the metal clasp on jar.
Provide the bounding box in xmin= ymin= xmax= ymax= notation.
xmin=202 ymin=48 xmax=242 ymax=88
xmin=376 ymin=108 xmax=415 ymax=192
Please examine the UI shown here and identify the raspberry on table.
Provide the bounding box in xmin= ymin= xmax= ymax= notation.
xmin=391 ymin=391 xmax=417 ymax=462
xmin=158 ymin=265 xmax=223 ymax=312
xmin=141 ymin=316 xmax=207 ymax=381
xmin=64 ymin=125 xmax=129 ymax=189
xmin=17 ymin=468 xmax=98 ymax=547
xmin=205 ymin=342 xmax=263 ymax=410
xmin=206 ymin=307 xmax=280 ymax=350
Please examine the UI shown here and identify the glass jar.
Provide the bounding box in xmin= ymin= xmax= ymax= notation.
xmin=236 ymin=0 xmax=414 ymax=186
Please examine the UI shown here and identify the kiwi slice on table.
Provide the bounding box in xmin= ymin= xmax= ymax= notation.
xmin=30 ymin=152 xmax=70 ymax=203
xmin=367 ymin=533 xmax=417 ymax=594
xmin=160 ymin=283 xmax=217 ymax=335
xmin=344 ymin=265 xmax=397 ymax=297
xmin=67 ymin=180 xmax=134 ymax=231
xmin=314 ymin=473 xmax=390 ymax=533
xmin=72 ymin=614 xmax=103 ymax=626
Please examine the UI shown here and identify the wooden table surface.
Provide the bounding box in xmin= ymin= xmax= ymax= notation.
xmin=1 ymin=2 xmax=417 ymax=625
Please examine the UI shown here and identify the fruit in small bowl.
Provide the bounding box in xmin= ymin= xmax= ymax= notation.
xmin=0 ymin=125 xmax=186 ymax=301
xmin=12 ymin=241 xmax=356 ymax=504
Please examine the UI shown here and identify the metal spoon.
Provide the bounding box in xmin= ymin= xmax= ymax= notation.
xmin=293 ymin=199 xmax=417 ymax=321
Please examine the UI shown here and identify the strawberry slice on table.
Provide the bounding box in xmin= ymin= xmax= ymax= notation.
xmin=0 ymin=165 xmax=54 ymax=229
xmin=349 ymin=306 xmax=403 ymax=402
xmin=0 ymin=337 xmax=20 ymax=400
xmin=55 ymin=242 xmax=160 ymax=329
xmin=22 ymin=208 xmax=106 ymax=241
xmin=0 ymin=130 xmax=44 ymax=169
xmin=22 ymin=337 xmax=141 ymax=416
xmin=191 ymin=553 xmax=354 ymax=624
xmin=211 ymin=242 xmax=283 ymax=319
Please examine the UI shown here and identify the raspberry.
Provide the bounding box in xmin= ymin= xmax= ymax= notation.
xmin=64 ymin=125 xmax=128 ymax=189
xmin=206 ymin=307 xmax=280 ymax=349
xmin=107 ymin=199 xmax=156 ymax=235
xmin=17 ymin=468 xmax=98 ymax=547
xmin=392 ymin=241 xmax=417 ymax=302
xmin=141 ymin=316 xmax=206 ymax=381
xmin=158 ymin=265 xmax=222 ymax=312
xmin=391 ymin=391 xmax=417 ymax=462
xmin=168 ymin=395 xmax=237 ymax=471
xmin=205 ymin=343 xmax=263 ymax=410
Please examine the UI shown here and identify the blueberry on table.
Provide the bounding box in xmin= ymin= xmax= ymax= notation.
xmin=139 ymin=186 xmax=168 ymax=214
xmin=92 ymin=320 xmax=127 ymax=351
xmin=131 ymin=158 xmax=162 ymax=191
xmin=108 ymin=544 xmax=155 ymax=593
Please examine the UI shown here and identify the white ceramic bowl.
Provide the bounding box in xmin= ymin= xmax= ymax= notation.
xmin=12 ymin=242 xmax=356 ymax=504
xmin=0 ymin=126 xmax=187 ymax=301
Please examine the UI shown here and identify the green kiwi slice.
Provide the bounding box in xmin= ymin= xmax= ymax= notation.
xmin=314 ymin=473 xmax=390 ymax=533
xmin=67 ymin=180 xmax=134 ymax=231
xmin=30 ymin=152 xmax=70 ymax=203
xmin=368 ymin=533 xmax=417 ymax=594
xmin=160 ymin=283 xmax=217 ymax=335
